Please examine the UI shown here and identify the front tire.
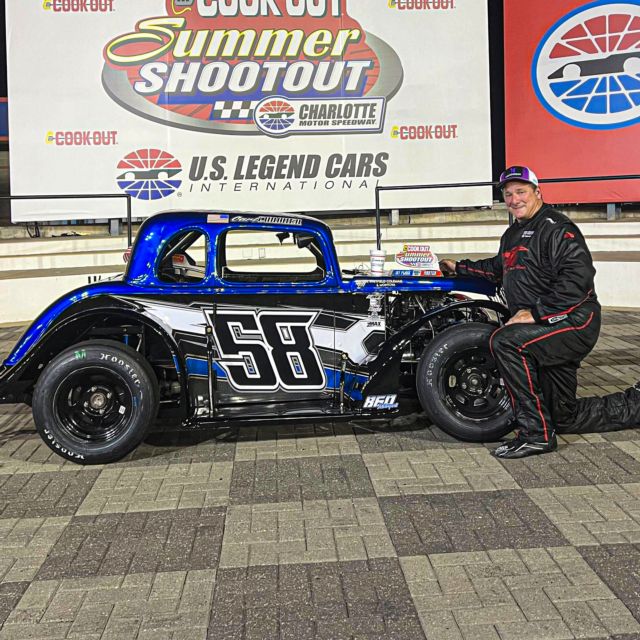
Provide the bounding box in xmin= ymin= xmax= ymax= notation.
xmin=33 ymin=340 xmax=158 ymax=464
xmin=416 ymin=322 xmax=512 ymax=442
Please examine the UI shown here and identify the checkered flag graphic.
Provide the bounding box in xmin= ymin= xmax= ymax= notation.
xmin=212 ymin=101 xmax=257 ymax=120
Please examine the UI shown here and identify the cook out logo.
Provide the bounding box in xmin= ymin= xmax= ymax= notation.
xmin=116 ymin=149 xmax=182 ymax=201
xmin=390 ymin=123 xmax=458 ymax=139
xmin=46 ymin=130 xmax=118 ymax=146
xmin=102 ymin=0 xmax=403 ymax=135
xmin=533 ymin=1 xmax=640 ymax=129
xmin=388 ymin=0 xmax=456 ymax=9
xmin=43 ymin=0 xmax=114 ymax=12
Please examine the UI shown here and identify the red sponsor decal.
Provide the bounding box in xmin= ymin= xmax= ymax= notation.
xmin=502 ymin=245 xmax=528 ymax=272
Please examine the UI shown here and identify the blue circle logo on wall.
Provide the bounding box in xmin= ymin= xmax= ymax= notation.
xmin=532 ymin=1 xmax=640 ymax=129
xmin=254 ymin=97 xmax=296 ymax=136
xmin=116 ymin=149 xmax=182 ymax=201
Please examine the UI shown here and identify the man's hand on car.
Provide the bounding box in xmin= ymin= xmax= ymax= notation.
xmin=506 ymin=309 xmax=535 ymax=325
xmin=439 ymin=259 xmax=457 ymax=275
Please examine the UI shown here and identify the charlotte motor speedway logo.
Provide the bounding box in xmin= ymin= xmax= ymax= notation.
xmin=533 ymin=1 xmax=640 ymax=129
xmin=101 ymin=0 xmax=403 ymax=135
xmin=254 ymin=96 xmax=385 ymax=137
xmin=116 ymin=149 xmax=182 ymax=201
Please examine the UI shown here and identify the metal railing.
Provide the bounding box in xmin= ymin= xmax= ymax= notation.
xmin=374 ymin=174 xmax=640 ymax=250
xmin=0 ymin=193 xmax=133 ymax=245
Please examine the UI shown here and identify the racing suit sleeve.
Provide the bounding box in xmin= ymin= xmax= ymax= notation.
xmin=531 ymin=224 xmax=596 ymax=325
xmin=455 ymin=255 xmax=503 ymax=284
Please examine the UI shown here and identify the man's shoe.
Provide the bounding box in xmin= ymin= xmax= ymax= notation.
xmin=491 ymin=434 xmax=557 ymax=459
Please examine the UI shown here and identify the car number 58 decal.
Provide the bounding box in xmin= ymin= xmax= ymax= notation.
xmin=208 ymin=310 xmax=327 ymax=392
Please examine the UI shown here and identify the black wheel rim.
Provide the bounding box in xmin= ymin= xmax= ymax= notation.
xmin=53 ymin=366 xmax=135 ymax=443
xmin=440 ymin=346 xmax=510 ymax=422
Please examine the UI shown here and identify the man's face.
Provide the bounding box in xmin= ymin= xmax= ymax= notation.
xmin=503 ymin=181 xmax=543 ymax=221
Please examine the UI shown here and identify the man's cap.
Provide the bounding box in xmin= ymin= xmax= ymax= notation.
xmin=497 ymin=166 xmax=539 ymax=190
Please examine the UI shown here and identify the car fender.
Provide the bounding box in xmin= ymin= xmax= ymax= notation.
xmin=360 ymin=299 xmax=509 ymax=399
xmin=0 ymin=301 xmax=189 ymax=413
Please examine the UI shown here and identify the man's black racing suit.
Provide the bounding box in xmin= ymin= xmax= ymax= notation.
xmin=456 ymin=204 xmax=640 ymax=437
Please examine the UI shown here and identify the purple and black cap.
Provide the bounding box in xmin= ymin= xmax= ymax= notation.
xmin=497 ymin=166 xmax=539 ymax=190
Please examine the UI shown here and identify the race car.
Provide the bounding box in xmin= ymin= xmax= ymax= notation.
xmin=0 ymin=211 xmax=512 ymax=463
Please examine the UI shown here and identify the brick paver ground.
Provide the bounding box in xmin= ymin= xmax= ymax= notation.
xmin=1 ymin=311 xmax=640 ymax=639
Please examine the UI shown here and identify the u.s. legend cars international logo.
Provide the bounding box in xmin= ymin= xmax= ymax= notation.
xmin=102 ymin=0 xmax=402 ymax=136
xmin=533 ymin=1 xmax=640 ymax=129
xmin=116 ymin=149 xmax=182 ymax=200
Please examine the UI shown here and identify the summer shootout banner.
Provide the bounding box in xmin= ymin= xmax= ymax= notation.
xmin=7 ymin=0 xmax=492 ymax=221
xmin=505 ymin=0 xmax=640 ymax=204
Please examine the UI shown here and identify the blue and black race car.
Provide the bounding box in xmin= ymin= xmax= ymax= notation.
xmin=0 ymin=211 xmax=512 ymax=463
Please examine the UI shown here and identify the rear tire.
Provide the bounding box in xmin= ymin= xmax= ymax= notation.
xmin=33 ymin=340 xmax=158 ymax=464
xmin=416 ymin=322 xmax=512 ymax=442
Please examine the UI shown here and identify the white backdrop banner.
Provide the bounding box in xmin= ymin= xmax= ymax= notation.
xmin=7 ymin=0 xmax=492 ymax=221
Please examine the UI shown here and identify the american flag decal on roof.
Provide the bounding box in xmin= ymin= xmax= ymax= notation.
xmin=207 ymin=214 xmax=230 ymax=224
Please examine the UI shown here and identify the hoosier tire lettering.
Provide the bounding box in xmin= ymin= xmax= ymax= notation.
xmin=100 ymin=352 xmax=142 ymax=385
xmin=43 ymin=428 xmax=85 ymax=460
xmin=425 ymin=343 xmax=448 ymax=387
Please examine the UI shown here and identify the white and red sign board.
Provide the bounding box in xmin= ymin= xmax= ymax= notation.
xmin=505 ymin=0 xmax=640 ymax=204
xmin=6 ymin=0 xmax=492 ymax=222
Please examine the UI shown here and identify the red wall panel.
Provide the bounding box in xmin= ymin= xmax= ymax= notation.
xmin=504 ymin=0 xmax=640 ymax=203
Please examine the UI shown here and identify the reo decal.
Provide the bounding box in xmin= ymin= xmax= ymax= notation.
xmin=363 ymin=394 xmax=398 ymax=409
xmin=102 ymin=0 xmax=403 ymax=135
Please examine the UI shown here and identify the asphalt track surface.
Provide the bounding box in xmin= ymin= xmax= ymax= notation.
xmin=2 ymin=310 xmax=640 ymax=639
